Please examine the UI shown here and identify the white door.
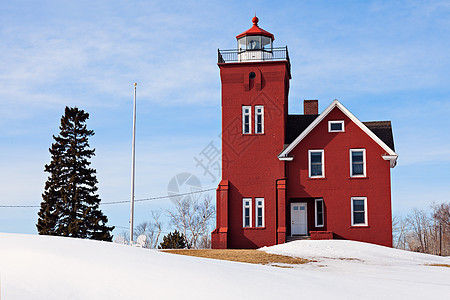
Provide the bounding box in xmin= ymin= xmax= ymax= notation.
xmin=291 ymin=203 xmax=307 ymax=235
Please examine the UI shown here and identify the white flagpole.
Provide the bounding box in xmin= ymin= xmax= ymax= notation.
xmin=130 ymin=82 xmax=137 ymax=245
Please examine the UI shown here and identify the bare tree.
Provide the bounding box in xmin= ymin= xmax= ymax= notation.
xmin=134 ymin=210 xmax=163 ymax=248
xmin=113 ymin=211 xmax=163 ymax=248
xmin=166 ymin=195 xmax=215 ymax=249
xmin=393 ymin=203 xmax=450 ymax=255
xmin=114 ymin=230 xmax=129 ymax=245
xmin=392 ymin=215 xmax=409 ymax=250
xmin=406 ymin=208 xmax=432 ymax=253
xmin=432 ymin=202 xmax=450 ymax=256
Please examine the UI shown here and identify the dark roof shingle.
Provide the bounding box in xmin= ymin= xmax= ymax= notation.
xmin=285 ymin=114 xmax=319 ymax=144
xmin=363 ymin=121 xmax=395 ymax=151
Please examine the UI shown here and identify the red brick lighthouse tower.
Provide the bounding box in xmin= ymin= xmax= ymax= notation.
xmin=212 ymin=17 xmax=291 ymax=249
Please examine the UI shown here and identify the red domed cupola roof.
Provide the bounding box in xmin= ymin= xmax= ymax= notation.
xmin=236 ymin=16 xmax=275 ymax=40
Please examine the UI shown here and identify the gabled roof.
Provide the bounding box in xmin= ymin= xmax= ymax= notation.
xmin=286 ymin=115 xmax=395 ymax=151
xmin=236 ymin=16 xmax=275 ymax=40
xmin=279 ymin=100 xmax=398 ymax=167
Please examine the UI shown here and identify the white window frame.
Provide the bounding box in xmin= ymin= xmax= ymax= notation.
xmin=243 ymin=198 xmax=252 ymax=228
xmin=328 ymin=120 xmax=345 ymax=132
xmin=351 ymin=197 xmax=368 ymax=226
xmin=315 ymin=198 xmax=324 ymax=227
xmin=242 ymin=106 xmax=251 ymax=134
xmin=255 ymin=198 xmax=265 ymax=227
xmin=350 ymin=149 xmax=366 ymax=177
xmin=255 ymin=105 xmax=264 ymax=134
xmin=308 ymin=149 xmax=325 ymax=178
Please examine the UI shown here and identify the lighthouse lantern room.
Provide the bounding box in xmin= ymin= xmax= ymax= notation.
xmin=218 ymin=16 xmax=289 ymax=64
xmin=236 ymin=16 xmax=274 ymax=61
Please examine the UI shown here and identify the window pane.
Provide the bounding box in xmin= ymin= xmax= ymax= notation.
xmin=317 ymin=201 xmax=323 ymax=213
xmin=311 ymin=152 xmax=322 ymax=163
xmin=317 ymin=213 xmax=323 ymax=226
xmin=311 ymin=164 xmax=322 ymax=176
xmin=293 ymin=206 xmax=298 ymax=210
xmin=352 ymin=151 xmax=363 ymax=163
xmin=245 ymin=205 xmax=250 ymax=227
xmin=247 ymin=37 xmax=261 ymax=49
xmin=353 ymin=212 xmax=365 ymax=224
xmin=352 ymin=164 xmax=364 ymax=175
xmin=300 ymin=206 xmax=305 ymax=211
xmin=262 ymin=36 xmax=271 ymax=49
xmin=256 ymin=113 xmax=262 ymax=133
xmin=353 ymin=200 xmax=365 ymax=212
xmin=330 ymin=123 xmax=342 ymax=131
xmin=244 ymin=114 xmax=250 ymax=133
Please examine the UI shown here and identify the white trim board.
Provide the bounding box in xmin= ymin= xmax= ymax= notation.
xmin=278 ymin=99 xmax=398 ymax=167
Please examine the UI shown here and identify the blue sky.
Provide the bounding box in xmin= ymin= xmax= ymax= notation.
xmin=1 ymin=0 xmax=449 ymax=236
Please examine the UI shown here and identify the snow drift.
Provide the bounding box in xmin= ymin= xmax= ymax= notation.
xmin=0 ymin=233 xmax=449 ymax=299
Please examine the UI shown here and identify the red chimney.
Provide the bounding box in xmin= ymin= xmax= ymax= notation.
xmin=304 ymin=100 xmax=318 ymax=115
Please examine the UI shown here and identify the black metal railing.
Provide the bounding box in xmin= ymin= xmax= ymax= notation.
xmin=218 ymin=46 xmax=290 ymax=64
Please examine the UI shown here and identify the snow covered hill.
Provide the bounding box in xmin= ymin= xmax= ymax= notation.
xmin=0 ymin=233 xmax=449 ymax=299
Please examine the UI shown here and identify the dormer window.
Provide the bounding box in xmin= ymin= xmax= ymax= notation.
xmin=328 ymin=120 xmax=344 ymax=132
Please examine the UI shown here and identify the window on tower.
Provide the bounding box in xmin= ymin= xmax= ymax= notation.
xmin=255 ymin=198 xmax=264 ymax=227
xmin=243 ymin=198 xmax=252 ymax=227
xmin=242 ymin=106 xmax=251 ymax=134
xmin=247 ymin=36 xmax=261 ymax=50
xmin=255 ymin=105 xmax=264 ymax=134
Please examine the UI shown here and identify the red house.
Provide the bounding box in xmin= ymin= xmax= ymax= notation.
xmin=211 ymin=17 xmax=398 ymax=249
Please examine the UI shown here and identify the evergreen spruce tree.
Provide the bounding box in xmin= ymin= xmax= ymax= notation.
xmin=37 ymin=106 xmax=114 ymax=241
xmin=158 ymin=230 xmax=188 ymax=249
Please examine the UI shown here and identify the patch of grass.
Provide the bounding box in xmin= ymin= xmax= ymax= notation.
xmin=426 ymin=263 xmax=450 ymax=268
xmin=162 ymin=249 xmax=311 ymax=266
xmin=338 ymin=257 xmax=363 ymax=262
xmin=271 ymin=264 xmax=293 ymax=269
xmin=320 ymin=256 xmax=363 ymax=262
